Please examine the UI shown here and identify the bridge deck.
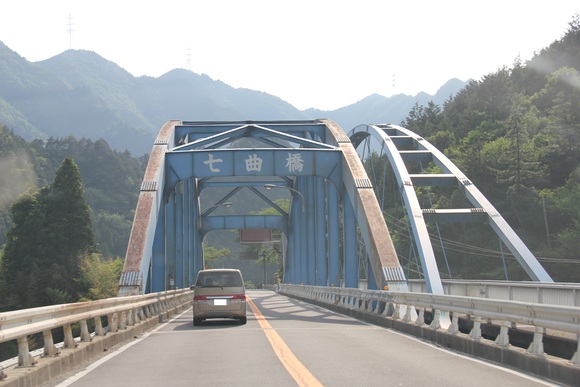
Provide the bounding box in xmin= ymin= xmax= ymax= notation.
xmin=49 ymin=291 xmax=553 ymax=387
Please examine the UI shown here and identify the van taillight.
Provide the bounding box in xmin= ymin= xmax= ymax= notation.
xmin=194 ymin=295 xmax=208 ymax=301
xmin=231 ymin=294 xmax=246 ymax=300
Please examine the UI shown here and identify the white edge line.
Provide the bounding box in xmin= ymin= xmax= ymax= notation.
xmin=357 ymin=319 xmax=561 ymax=387
xmin=55 ymin=308 xmax=191 ymax=387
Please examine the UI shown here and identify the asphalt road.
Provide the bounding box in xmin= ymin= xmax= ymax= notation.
xmin=51 ymin=290 xmax=558 ymax=387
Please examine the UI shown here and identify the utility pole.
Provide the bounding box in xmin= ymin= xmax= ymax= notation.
xmin=66 ymin=14 xmax=74 ymax=50
xmin=262 ymin=250 xmax=267 ymax=288
xmin=542 ymin=196 xmax=551 ymax=248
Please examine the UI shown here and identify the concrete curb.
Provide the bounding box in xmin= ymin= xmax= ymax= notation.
xmin=2 ymin=302 xmax=191 ymax=387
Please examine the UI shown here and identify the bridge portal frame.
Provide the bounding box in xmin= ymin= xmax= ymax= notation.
xmin=119 ymin=120 xmax=409 ymax=296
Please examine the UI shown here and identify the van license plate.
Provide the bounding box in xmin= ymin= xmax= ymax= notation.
xmin=213 ymin=299 xmax=227 ymax=306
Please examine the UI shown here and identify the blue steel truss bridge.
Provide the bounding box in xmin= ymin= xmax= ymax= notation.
xmin=118 ymin=120 xmax=552 ymax=296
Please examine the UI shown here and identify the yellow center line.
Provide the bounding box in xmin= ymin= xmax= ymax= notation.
xmin=247 ymin=296 xmax=323 ymax=387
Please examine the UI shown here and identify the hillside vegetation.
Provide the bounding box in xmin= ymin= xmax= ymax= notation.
xmin=0 ymin=129 xmax=145 ymax=258
xmin=395 ymin=16 xmax=580 ymax=281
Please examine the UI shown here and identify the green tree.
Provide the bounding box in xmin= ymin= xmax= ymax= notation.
xmin=204 ymin=245 xmax=232 ymax=268
xmin=0 ymin=157 xmax=95 ymax=308
xmin=400 ymin=101 xmax=443 ymax=138
xmin=531 ymin=68 xmax=580 ymax=186
xmin=92 ymin=211 xmax=133 ymax=258
xmin=0 ymin=192 xmax=46 ymax=308
xmin=80 ymin=253 xmax=124 ymax=300
xmin=40 ymin=157 xmax=95 ymax=304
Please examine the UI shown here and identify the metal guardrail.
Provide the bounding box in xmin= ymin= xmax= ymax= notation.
xmin=407 ymin=279 xmax=580 ymax=306
xmin=280 ymin=284 xmax=580 ymax=366
xmin=0 ymin=289 xmax=191 ymax=372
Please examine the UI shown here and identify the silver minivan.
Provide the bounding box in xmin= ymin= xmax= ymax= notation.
xmin=190 ymin=269 xmax=247 ymax=326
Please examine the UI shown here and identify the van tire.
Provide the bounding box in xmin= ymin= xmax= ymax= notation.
xmin=193 ymin=318 xmax=203 ymax=326
xmin=239 ymin=317 xmax=247 ymax=325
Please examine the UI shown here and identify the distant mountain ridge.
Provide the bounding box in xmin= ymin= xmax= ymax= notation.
xmin=306 ymin=77 xmax=466 ymax=131
xmin=0 ymin=42 xmax=467 ymax=155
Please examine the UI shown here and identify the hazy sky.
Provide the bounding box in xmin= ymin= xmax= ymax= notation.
xmin=0 ymin=1 xmax=578 ymax=110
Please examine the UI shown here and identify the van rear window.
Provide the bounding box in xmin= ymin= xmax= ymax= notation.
xmin=196 ymin=272 xmax=243 ymax=287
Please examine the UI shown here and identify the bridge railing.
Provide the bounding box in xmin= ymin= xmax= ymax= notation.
xmin=0 ymin=289 xmax=191 ymax=373
xmin=280 ymin=284 xmax=580 ymax=367
xmin=408 ymin=279 xmax=580 ymax=306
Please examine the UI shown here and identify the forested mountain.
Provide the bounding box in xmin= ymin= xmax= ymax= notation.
xmin=0 ymin=41 xmax=465 ymax=156
xmin=0 ymin=127 xmax=145 ymax=258
xmin=305 ymin=78 xmax=467 ymax=131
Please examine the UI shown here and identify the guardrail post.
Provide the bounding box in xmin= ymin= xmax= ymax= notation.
xmin=95 ymin=316 xmax=105 ymax=336
xmin=447 ymin=314 xmax=459 ymax=334
xmin=469 ymin=316 xmax=483 ymax=340
xmin=43 ymin=330 xmax=59 ymax=357
xmin=108 ymin=312 xmax=118 ymax=332
xmin=127 ymin=309 xmax=134 ymax=326
xmin=415 ymin=308 xmax=425 ymax=326
xmin=402 ymin=305 xmax=413 ymax=322
xmin=382 ymin=302 xmax=393 ymax=317
xmin=145 ymin=304 xmax=152 ymax=318
xmin=17 ymin=336 xmax=35 ymax=367
xmin=119 ymin=311 xmax=127 ymax=330
xmin=430 ymin=309 xmax=442 ymax=330
xmin=359 ymin=295 xmax=366 ymax=311
xmin=80 ymin=320 xmax=91 ymax=342
xmin=373 ymin=299 xmax=381 ymax=314
xmin=366 ymin=297 xmax=373 ymax=313
xmin=571 ymin=334 xmax=580 ymax=366
xmin=63 ymin=324 xmax=76 ymax=348
xmin=494 ymin=321 xmax=510 ymax=347
xmin=527 ymin=327 xmax=545 ymax=356
xmin=392 ymin=305 xmax=402 ymax=320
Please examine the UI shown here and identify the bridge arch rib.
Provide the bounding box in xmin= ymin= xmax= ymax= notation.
xmin=348 ymin=123 xmax=553 ymax=292
xmin=119 ymin=120 xmax=409 ymax=296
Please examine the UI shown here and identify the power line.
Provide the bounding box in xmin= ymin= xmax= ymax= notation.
xmin=381 ymin=209 xmax=578 ymax=265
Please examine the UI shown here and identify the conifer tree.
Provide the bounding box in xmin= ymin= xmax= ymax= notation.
xmin=0 ymin=157 xmax=95 ymax=308
xmin=41 ymin=157 xmax=95 ymax=304
xmin=0 ymin=193 xmax=44 ymax=308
